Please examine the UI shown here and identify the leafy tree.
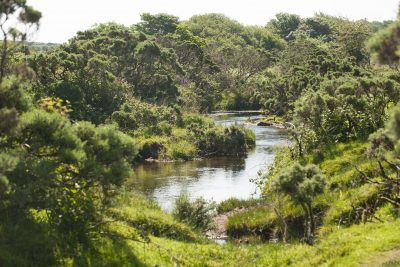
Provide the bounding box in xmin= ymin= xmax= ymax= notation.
xmin=335 ymin=19 xmax=372 ymax=64
xmin=270 ymin=163 xmax=326 ymax=243
xmin=368 ymin=21 xmax=400 ymax=66
xmin=2 ymin=108 xmax=137 ymax=251
xmin=131 ymin=40 xmax=182 ymax=104
xmin=111 ymin=97 xmax=179 ymax=132
xmin=298 ymin=16 xmax=332 ymax=39
xmin=267 ymin=13 xmax=301 ymax=39
xmin=184 ymin=13 xmax=246 ymax=46
xmin=136 ymin=13 xmax=179 ymax=35
xmin=0 ymin=0 xmax=41 ymax=82
xmin=290 ymin=70 xmax=400 ymax=155
xmin=367 ymin=103 xmax=400 ymax=209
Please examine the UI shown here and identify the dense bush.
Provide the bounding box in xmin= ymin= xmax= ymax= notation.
xmin=111 ymin=98 xmax=179 ymax=133
xmin=188 ymin=123 xmax=255 ymax=157
xmin=172 ymin=194 xmax=216 ymax=231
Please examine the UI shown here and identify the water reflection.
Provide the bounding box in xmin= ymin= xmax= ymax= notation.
xmin=127 ymin=113 xmax=288 ymax=212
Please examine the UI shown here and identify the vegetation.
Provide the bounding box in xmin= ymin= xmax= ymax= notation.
xmin=172 ymin=194 xmax=216 ymax=231
xmin=216 ymin=197 xmax=262 ymax=214
xmin=271 ymin=163 xmax=326 ymax=243
xmin=2 ymin=0 xmax=400 ymax=265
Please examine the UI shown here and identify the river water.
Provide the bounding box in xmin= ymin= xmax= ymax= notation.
xmin=127 ymin=113 xmax=288 ymax=212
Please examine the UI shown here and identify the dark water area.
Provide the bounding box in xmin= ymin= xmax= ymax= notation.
xmin=127 ymin=112 xmax=288 ymax=212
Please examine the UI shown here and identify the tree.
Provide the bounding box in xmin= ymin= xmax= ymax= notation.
xmin=136 ymin=13 xmax=180 ymax=35
xmin=335 ymin=19 xmax=372 ymax=64
xmin=290 ymin=70 xmax=400 ymax=154
xmin=271 ymin=163 xmax=326 ymax=243
xmin=368 ymin=21 xmax=400 ymax=66
xmin=367 ymin=103 xmax=400 ymax=210
xmin=298 ymin=17 xmax=332 ymax=38
xmin=267 ymin=13 xmax=301 ymax=39
xmin=0 ymin=0 xmax=41 ymax=82
xmin=2 ymin=108 xmax=137 ymax=251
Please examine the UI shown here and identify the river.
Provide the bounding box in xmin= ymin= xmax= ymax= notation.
xmin=127 ymin=112 xmax=288 ymax=212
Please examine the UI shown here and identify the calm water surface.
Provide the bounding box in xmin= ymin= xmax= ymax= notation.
xmin=127 ymin=113 xmax=288 ymax=212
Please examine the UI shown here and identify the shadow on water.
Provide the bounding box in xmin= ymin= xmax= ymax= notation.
xmin=127 ymin=113 xmax=288 ymax=212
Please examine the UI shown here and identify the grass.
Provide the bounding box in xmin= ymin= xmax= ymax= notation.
xmin=3 ymin=141 xmax=399 ymax=266
xmin=107 ymin=191 xmax=200 ymax=242
xmin=132 ymin=219 xmax=400 ymax=266
xmin=2 ymin=190 xmax=400 ymax=266
xmin=226 ymin=206 xmax=277 ymax=237
xmin=217 ymin=197 xmax=262 ymax=214
xmin=225 ymin=141 xmax=385 ymax=242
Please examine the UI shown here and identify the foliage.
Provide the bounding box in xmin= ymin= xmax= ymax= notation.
xmin=111 ymin=98 xmax=179 ymax=133
xmin=217 ymin=197 xmax=261 ymax=214
xmin=172 ymin=194 xmax=216 ymax=231
xmin=0 ymin=0 xmax=41 ymax=82
xmin=38 ymin=96 xmax=71 ymax=116
xmin=267 ymin=13 xmax=301 ymax=39
xmin=3 ymin=3 xmax=400 ymax=265
xmin=189 ymin=123 xmax=256 ymax=157
xmin=270 ymin=163 xmax=326 ymax=242
xmin=367 ymin=103 xmax=400 ymax=210
xmin=136 ymin=13 xmax=179 ymax=35
xmin=368 ymin=21 xmax=400 ymax=65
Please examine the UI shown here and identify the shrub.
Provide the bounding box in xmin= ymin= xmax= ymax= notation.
xmin=137 ymin=137 xmax=165 ymax=160
xmin=189 ymin=124 xmax=255 ymax=157
xmin=172 ymin=194 xmax=216 ymax=231
xmin=166 ymin=139 xmax=197 ymax=160
xmin=111 ymin=98 xmax=178 ymax=132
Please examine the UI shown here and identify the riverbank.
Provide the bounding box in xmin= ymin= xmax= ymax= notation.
xmin=128 ymin=113 xmax=288 ymax=212
xmin=49 ymin=191 xmax=400 ymax=266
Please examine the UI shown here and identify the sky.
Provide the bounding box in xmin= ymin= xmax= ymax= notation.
xmin=28 ymin=0 xmax=399 ymax=43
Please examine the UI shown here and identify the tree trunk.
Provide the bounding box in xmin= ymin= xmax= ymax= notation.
xmin=301 ymin=202 xmax=314 ymax=244
xmin=306 ymin=202 xmax=315 ymax=243
xmin=273 ymin=207 xmax=288 ymax=243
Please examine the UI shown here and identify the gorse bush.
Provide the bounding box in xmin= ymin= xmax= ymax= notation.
xmin=270 ymin=163 xmax=326 ymax=243
xmin=189 ymin=123 xmax=256 ymax=157
xmin=111 ymin=98 xmax=179 ymax=133
xmin=172 ymin=194 xmax=216 ymax=231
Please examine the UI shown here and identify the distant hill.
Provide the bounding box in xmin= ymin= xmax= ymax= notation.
xmin=26 ymin=42 xmax=59 ymax=52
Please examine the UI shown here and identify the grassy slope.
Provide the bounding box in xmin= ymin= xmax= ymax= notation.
xmin=94 ymin=217 xmax=400 ymax=266
xmin=2 ymin=189 xmax=398 ymax=266
xmin=226 ymin=141 xmax=382 ymax=237
xmin=83 ymin=190 xmax=400 ymax=266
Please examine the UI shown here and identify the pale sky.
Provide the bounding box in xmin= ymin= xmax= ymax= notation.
xmin=29 ymin=0 xmax=399 ymax=43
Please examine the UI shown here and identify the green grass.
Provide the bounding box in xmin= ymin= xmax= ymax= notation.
xmin=226 ymin=206 xmax=277 ymax=237
xmin=3 ymin=141 xmax=399 ymax=266
xmin=217 ymin=197 xmax=262 ymax=214
xmin=3 ymin=190 xmax=400 ymax=266
xmin=132 ymin=219 xmax=400 ymax=266
xmin=107 ymin=191 xmax=200 ymax=242
xmin=225 ymin=141 xmax=385 ymax=242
